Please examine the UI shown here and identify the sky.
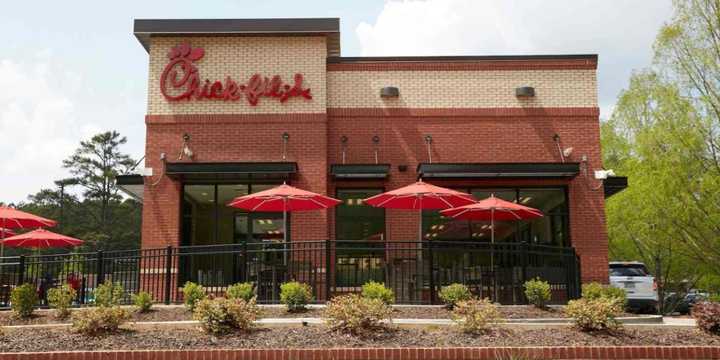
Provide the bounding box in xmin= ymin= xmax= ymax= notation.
xmin=0 ymin=0 xmax=674 ymax=203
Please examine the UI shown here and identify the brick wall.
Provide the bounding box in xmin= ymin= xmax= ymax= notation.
xmin=147 ymin=36 xmax=328 ymax=115
xmin=139 ymin=34 xmax=607 ymax=284
xmin=326 ymin=108 xmax=607 ymax=283
xmin=327 ymin=69 xmax=597 ymax=109
xmin=8 ymin=346 xmax=720 ymax=359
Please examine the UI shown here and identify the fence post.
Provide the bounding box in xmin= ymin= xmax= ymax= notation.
xmin=428 ymin=241 xmax=436 ymax=304
xmin=17 ymin=256 xmax=25 ymax=285
xmin=325 ymin=239 xmax=331 ymax=302
xmin=96 ymin=250 xmax=104 ymax=286
xmin=519 ymin=242 xmax=528 ymax=305
xmin=164 ymin=246 xmax=173 ymax=305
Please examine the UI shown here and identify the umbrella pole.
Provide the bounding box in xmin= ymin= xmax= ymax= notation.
xmin=283 ymin=198 xmax=288 ymax=268
xmin=491 ymin=208 xmax=497 ymax=302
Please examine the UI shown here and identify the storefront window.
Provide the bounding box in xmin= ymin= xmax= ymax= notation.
xmin=335 ymin=189 xmax=386 ymax=287
xmin=422 ymin=187 xmax=569 ymax=246
xmin=180 ymin=183 xmax=281 ymax=285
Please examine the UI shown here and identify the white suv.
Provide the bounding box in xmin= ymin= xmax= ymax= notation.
xmin=609 ymin=262 xmax=658 ymax=313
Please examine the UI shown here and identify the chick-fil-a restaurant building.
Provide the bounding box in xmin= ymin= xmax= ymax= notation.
xmin=118 ymin=18 xmax=627 ymax=304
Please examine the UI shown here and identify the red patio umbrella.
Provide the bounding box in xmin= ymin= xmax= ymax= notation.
xmin=0 ymin=206 xmax=57 ymax=257
xmin=439 ymin=194 xmax=543 ymax=243
xmin=0 ymin=228 xmax=83 ymax=249
xmin=363 ymin=180 xmax=476 ymax=241
xmin=227 ymin=183 xmax=342 ymax=246
xmin=0 ymin=228 xmax=15 ymax=238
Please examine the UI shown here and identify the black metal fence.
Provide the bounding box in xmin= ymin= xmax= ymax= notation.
xmin=0 ymin=241 xmax=580 ymax=307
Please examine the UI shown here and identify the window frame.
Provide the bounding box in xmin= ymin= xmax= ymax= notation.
xmin=422 ymin=185 xmax=571 ymax=247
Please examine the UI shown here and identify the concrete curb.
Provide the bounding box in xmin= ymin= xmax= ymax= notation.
xmin=1 ymin=314 xmax=680 ymax=331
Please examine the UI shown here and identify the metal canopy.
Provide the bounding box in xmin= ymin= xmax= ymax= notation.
xmin=116 ymin=174 xmax=144 ymax=202
xmin=330 ymin=164 xmax=391 ymax=180
xmin=417 ymin=162 xmax=580 ymax=179
xmin=165 ymin=162 xmax=297 ymax=182
xmin=603 ymin=176 xmax=628 ymax=198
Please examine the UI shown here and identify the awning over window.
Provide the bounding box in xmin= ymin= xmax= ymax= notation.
xmin=330 ymin=164 xmax=391 ymax=180
xmin=165 ymin=162 xmax=297 ymax=182
xmin=417 ymin=163 xmax=580 ymax=179
xmin=603 ymin=176 xmax=628 ymax=198
xmin=116 ymin=174 xmax=144 ymax=202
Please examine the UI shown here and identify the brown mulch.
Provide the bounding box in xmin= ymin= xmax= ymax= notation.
xmin=0 ymin=305 xmax=637 ymax=325
xmin=0 ymin=326 xmax=718 ymax=353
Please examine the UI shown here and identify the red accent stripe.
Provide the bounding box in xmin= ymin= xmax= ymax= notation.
xmin=327 ymin=59 xmax=597 ymax=72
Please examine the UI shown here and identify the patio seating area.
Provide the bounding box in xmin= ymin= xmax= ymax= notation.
xmin=0 ymin=240 xmax=580 ymax=307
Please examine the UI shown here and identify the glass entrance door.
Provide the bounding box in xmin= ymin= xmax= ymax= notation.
xmin=234 ymin=212 xmax=286 ymax=302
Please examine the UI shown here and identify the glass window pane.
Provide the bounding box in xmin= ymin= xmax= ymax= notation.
xmin=183 ymin=185 xmax=216 ymax=246
xmin=518 ymin=188 xmax=568 ymax=246
xmin=217 ymin=185 xmax=249 ymax=245
xmin=336 ymin=189 xmax=385 ymax=240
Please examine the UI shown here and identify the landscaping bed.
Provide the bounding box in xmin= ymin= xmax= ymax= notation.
xmin=0 ymin=305 xmax=613 ymax=325
xmin=0 ymin=326 xmax=718 ymax=353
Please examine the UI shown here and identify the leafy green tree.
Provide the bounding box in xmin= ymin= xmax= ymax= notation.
xmin=603 ymin=0 xmax=720 ymax=309
xmin=63 ymin=131 xmax=136 ymax=233
xmin=15 ymin=131 xmax=141 ymax=252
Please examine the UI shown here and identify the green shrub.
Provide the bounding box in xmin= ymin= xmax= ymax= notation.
xmin=193 ymin=297 xmax=260 ymax=334
xmin=226 ymin=282 xmax=255 ymax=302
xmin=280 ymin=282 xmax=313 ymax=312
xmin=72 ymin=306 xmax=129 ymax=335
xmin=47 ymin=284 xmax=77 ymax=319
xmin=132 ymin=291 xmax=154 ymax=313
xmin=565 ymin=297 xmax=624 ymax=332
xmin=582 ymin=282 xmax=627 ymax=305
xmin=181 ymin=282 xmax=207 ymax=311
xmin=708 ymin=294 xmax=720 ymax=303
xmin=439 ymin=283 xmax=472 ymax=308
xmin=93 ymin=281 xmax=124 ymax=307
xmin=524 ymin=278 xmax=551 ymax=309
xmin=692 ymin=301 xmax=720 ymax=335
xmin=361 ymin=281 xmax=394 ymax=304
xmin=10 ymin=284 xmax=38 ymax=318
xmin=451 ymin=298 xmax=502 ymax=334
xmin=325 ymin=294 xmax=392 ymax=334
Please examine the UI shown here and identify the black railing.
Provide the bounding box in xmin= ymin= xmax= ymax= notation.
xmin=0 ymin=240 xmax=580 ymax=307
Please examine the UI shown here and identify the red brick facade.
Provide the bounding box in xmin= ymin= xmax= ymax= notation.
xmin=9 ymin=346 xmax=720 ymax=360
xmin=138 ymin=28 xmax=608 ymax=287
xmin=142 ymin=106 xmax=608 ymax=283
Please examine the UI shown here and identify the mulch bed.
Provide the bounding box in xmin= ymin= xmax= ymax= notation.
xmin=0 ymin=305 xmax=634 ymax=325
xmin=0 ymin=326 xmax=717 ymax=353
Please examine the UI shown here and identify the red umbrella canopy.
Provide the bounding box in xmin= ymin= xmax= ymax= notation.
xmin=0 ymin=228 xmax=15 ymax=237
xmin=1 ymin=229 xmax=84 ymax=249
xmin=227 ymin=183 xmax=342 ymax=212
xmin=440 ymin=195 xmax=543 ymax=221
xmin=363 ymin=180 xmax=476 ymax=210
xmin=0 ymin=206 xmax=57 ymax=229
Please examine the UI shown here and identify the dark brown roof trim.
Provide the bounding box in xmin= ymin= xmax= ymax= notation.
xmin=134 ymin=18 xmax=340 ymax=52
xmin=328 ymin=54 xmax=597 ymax=63
xmin=327 ymin=55 xmax=597 ymax=71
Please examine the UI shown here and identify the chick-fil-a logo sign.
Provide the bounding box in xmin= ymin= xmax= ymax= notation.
xmin=160 ymin=43 xmax=312 ymax=106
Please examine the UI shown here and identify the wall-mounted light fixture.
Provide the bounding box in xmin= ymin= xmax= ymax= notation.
xmin=380 ymin=86 xmax=400 ymax=98
xmin=424 ymin=135 xmax=433 ymax=164
xmin=340 ymin=135 xmax=348 ymax=164
xmin=372 ymin=135 xmax=380 ymax=164
xmin=281 ymin=132 xmax=290 ymax=160
xmin=178 ymin=133 xmax=194 ymax=160
xmin=515 ymin=86 xmax=535 ymax=98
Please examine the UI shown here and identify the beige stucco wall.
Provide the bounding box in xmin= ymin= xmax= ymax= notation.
xmin=327 ymin=69 xmax=597 ymax=108
xmin=147 ymin=36 xmax=327 ymax=115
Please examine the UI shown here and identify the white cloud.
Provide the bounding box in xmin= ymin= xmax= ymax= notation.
xmin=0 ymin=58 xmax=81 ymax=204
xmin=356 ymin=0 xmax=674 ymax=118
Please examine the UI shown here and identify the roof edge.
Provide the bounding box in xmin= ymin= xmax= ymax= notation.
xmin=328 ymin=54 xmax=598 ymax=63
xmin=133 ymin=18 xmax=340 ymax=53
